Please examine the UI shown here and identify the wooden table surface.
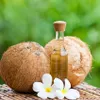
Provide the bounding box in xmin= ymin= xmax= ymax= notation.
xmin=0 ymin=82 xmax=100 ymax=100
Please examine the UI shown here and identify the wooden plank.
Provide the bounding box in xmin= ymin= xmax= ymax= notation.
xmin=0 ymin=83 xmax=100 ymax=100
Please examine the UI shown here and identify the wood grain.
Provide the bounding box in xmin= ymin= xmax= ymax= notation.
xmin=0 ymin=83 xmax=100 ymax=100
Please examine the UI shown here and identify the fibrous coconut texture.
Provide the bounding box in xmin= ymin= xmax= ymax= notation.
xmin=45 ymin=36 xmax=92 ymax=87
xmin=0 ymin=42 xmax=50 ymax=93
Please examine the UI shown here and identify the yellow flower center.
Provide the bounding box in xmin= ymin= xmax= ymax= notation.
xmin=45 ymin=87 xmax=52 ymax=92
xmin=62 ymin=89 xmax=67 ymax=94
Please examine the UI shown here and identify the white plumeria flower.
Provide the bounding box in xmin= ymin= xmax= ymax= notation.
xmin=33 ymin=74 xmax=55 ymax=99
xmin=54 ymin=78 xmax=80 ymax=99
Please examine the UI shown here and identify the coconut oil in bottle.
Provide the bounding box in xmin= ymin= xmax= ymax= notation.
xmin=50 ymin=21 xmax=68 ymax=80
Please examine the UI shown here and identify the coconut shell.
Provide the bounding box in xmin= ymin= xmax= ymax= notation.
xmin=0 ymin=42 xmax=50 ymax=93
xmin=45 ymin=36 xmax=92 ymax=87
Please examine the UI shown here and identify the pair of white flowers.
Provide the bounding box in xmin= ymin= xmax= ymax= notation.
xmin=33 ymin=74 xmax=80 ymax=99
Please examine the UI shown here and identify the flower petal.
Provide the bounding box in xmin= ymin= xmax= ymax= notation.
xmin=56 ymin=90 xmax=64 ymax=99
xmin=33 ymin=82 xmax=44 ymax=92
xmin=54 ymin=78 xmax=64 ymax=90
xmin=37 ymin=91 xmax=47 ymax=99
xmin=42 ymin=73 xmax=52 ymax=87
xmin=65 ymin=79 xmax=71 ymax=90
xmin=48 ymin=92 xmax=56 ymax=99
xmin=65 ymin=89 xmax=80 ymax=99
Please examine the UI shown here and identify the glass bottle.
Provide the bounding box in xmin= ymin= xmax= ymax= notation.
xmin=50 ymin=21 xmax=68 ymax=80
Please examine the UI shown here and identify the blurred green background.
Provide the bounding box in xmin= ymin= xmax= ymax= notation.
xmin=0 ymin=0 xmax=100 ymax=88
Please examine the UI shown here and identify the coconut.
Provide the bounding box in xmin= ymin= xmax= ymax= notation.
xmin=0 ymin=42 xmax=50 ymax=93
xmin=45 ymin=36 xmax=92 ymax=87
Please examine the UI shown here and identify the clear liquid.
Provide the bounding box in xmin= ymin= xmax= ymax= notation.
xmin=50 ymin=50 xmax=68 ymax=80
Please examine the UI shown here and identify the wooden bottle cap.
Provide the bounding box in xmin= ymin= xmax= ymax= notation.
xmin=53 ymin=21 xmax=66 ymax=32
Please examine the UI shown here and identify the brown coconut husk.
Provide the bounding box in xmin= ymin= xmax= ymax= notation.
xmin=0 ymin=42 xmax=50 ymax=93
xmin=45 ymin=36 xmax=92 ymax=87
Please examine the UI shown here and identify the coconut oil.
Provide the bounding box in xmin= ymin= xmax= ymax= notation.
xmin=50 ymin=21 xmax=68 ymax=80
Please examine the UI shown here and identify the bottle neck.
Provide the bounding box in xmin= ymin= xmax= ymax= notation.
xmin=56 ymin=31 xmax=64 ymax=41
xmin=54 ymin=31 xmax=65 ymax=51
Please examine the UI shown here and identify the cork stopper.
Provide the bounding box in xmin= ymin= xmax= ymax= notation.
xmin=53 ymin=21 xmax=66 ymax=32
